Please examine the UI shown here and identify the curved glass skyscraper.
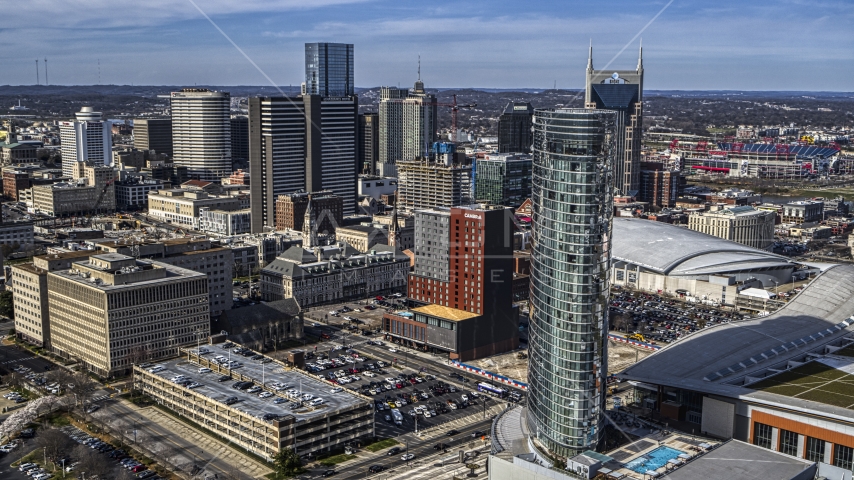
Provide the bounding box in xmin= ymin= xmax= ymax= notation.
xmin=528 ymin=108 xmax=616 ymax=458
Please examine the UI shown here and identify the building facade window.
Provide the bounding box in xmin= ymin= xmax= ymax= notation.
xmin=805 ymin=437 xmax=825 ymax=463
xmin=779 ymin=429 xmax=799 ymax=457
xmin=753 ymin=423 xmax=772 ymax=449
xmin=834 ymin=444 xmax=854 ymax=470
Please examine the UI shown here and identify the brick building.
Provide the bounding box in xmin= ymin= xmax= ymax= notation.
xmin=274 ymin=191 xmax=343 ymax=234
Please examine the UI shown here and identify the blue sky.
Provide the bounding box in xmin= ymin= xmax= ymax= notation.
xmin=2 ymin=0 xmax=853 ymax=90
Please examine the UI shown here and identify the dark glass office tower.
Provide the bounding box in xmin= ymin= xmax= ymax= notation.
xmin=585 ymin=43 xmax=643 ymax=196
xmin=528 ymin=108 xmax=616 ymax=458
xmin=359 ymin=112 xmax=378 ymax=174
xmin=498 ymin=102 xmax=534 ymax=153
xmin=305 ymin=43 xmax=354 ymax=98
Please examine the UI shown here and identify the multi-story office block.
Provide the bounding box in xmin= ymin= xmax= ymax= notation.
xmin=133 ymin=118 xmax=173 ymax=156
xmin=48 ymin=253 xmax=209 ymax=377
xmin=396 ymin=159 xmax=471 ymax=212
xmin=358 ymin=113 xmax=378 ymax=174
xmin=585 ymin=44 xmax=643 ymax=196
xmin=147 ymin=189 xmax=241 ymax=230
xmin=32 ymin=164 xmax=115 ymax=216
xmin=170 ymin=89 xmax=232 ymax=181
xmin=274 ymin=191 xmax=343 ymax=234
xmin=474 ymin=153 xmax=532 ymax=207
xmin=688 ymin=206 xmax=776 ymax=250
xmin=115 ymin=178 xmax=164 ymax=210
xmin=230 ymin=116 xmax=249 ymax=168
xmin=11 ymin=251 xmax=97 ymax=347
xmin=304 ymin=43 xmax=354 ymax=98
xmin=384 ymin=204 xmax=519 ymax=361
xmin=59 ymin=106 xmax=112 ymax=178
xmin=248 ymin=95 xmax=357 ymax=231
xmin=498 ymin=102 xmax=534 ymax=154
xmin=0 ymin=221 xmax=34 ymax=248
xmin=98 ymin=237 xmax=233 ymax=317
xmin=377 ymin=81 xmax=438 ymax=177
xmin=198 ymin=208 xmax=251 ymax=236
xmin=528 ymin=108 xmax=616 ymax=457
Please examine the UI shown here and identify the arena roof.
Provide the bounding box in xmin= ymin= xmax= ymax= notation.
xmin=716 ymin=142 xmax=840 ymax=158
xmin=619 ymin=264 xmax=854 ymax=418
xmin=612 ymin=218 xmax=791 ymax=275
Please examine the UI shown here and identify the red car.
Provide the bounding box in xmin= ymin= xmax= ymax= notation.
xmin=376 ymin=296 xmax=385 ymax=301
xmin=132 ymin=465 xmax=147 ymax=473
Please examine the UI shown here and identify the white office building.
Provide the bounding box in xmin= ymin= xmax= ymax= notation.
xmin=59 ymin=107 xmax=112 ymax=178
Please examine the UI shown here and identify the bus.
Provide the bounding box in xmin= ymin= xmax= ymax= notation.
xmin=477 ymin=382 xmax=508 ymax=398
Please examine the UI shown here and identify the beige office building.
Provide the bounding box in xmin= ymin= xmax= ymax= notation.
xmin=48 ymin=253 xmax=209 ymax=377
xmin=31 ymin=164 xmax=116 ymax=216
xmin=98 ymin=238 xmax=234 ymax=317
xmin=688 ymin=206 xmax=776 ymax=250
xmin=10 ymin=251 xmax=97 ymax=347
xmin=147 ymin=189 xmax=241 ymax=230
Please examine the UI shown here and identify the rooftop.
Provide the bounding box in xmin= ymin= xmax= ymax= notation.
xmin=620 ymin=264 xmax=854 ymax=418
xmin=411 ymin=304 xmax=479 ymax=321
xmin=662 ymin=440 xmax=815 ymax=480
xmin=156 ymin=345 xmax=368 ymax=422
xmin=612 ymin=217 xmax=791 ymax=275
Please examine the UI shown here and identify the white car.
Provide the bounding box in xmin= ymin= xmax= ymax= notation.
xmin=302 ymin=393 xmax=314 ymax=401
xmin=364 ymin=371 xmax=376 ymax=378
xmin=259 ymin=392 xmax=273 ymax=398
xmin=330 ymin=387 xmax=343 ymax=393
xmin=198 ymin=368 xmax=212 ymax=374
xmin=309 ymin=398 xmax=325 ymax=406
xmin=388 ymin=348 xmax=398 ymax=353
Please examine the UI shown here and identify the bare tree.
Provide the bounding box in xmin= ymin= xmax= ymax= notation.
xmin=45 ymin=369 xmax=74 ymax=392
xmin=73 ymin=443 xmax=113 ymax=479
xmin=2 ymin=372 xmax=23 ymax=390
xmin=36 ymin=428 xmax=75 ymax=469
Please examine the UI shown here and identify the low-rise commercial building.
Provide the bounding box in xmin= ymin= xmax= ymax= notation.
xmin=3 ymin=170 xmax=30 ymax=200
xmin=147 ymin=189 xmax=241 ymax=230
xmin=115 ymin=178 xmax=164 ymax=209
xmin=133 ymin=344 xmax=373 ymax=460
xmin=688 ymin=205 xmax=777 ymax=250
xmin=261 ymin=244 xmax=409 ymax=307
xmin=782 ymin=200 xmax=824 ymax=224
xmin=48 ymin=253 xmax=209 ymax=377
xmin=199 ymin=208 xmax=252 ymax=236
xmin=334 ymin=225 xmax=388 ymax=253
xmin=0 ymin=221 xmax=34 ymax=248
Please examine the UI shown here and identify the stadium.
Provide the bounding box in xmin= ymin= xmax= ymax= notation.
xmin=611 ymin=217 xmax=797 ymax=304
xmin=671 ymin=141 xmax=848 ymax=178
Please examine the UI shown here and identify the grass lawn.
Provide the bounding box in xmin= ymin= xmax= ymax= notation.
xmin=752 ymin=361 xmax=854 ymax=409
xmin=318 ymin=453 xmax=357 ymax=466
xmin=363 ymin=438 xmax=399 ymax=452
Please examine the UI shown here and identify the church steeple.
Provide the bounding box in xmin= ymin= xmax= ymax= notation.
xmin=303 ymin=196 xmax=318 ymax=249
xmin=388 ymin=198 xmax=400 ymax=247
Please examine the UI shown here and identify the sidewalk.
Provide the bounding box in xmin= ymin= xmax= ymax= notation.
xmin=118 ymin=398 xmax=274 ymax=479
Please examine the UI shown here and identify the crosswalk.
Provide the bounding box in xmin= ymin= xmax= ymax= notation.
xmin=89 ymin=394 xmax=110 ymax=403
xmin=0 ymin=357 xmax=37 ymax=365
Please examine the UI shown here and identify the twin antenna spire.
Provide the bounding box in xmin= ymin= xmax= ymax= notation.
xmin=587 ymin=38 xmax=643 ymax=71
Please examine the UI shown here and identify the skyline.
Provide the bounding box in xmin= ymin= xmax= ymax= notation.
xmin=1 ymin=0 xmax=853 ymax=91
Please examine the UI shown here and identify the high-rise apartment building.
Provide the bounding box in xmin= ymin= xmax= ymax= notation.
xmin=59 ymin=106 xmax=112 ymax=178
xmin=498 ymin=102 xmax=534 ymax=154
xmin=377 ymin=81 xmax=438 ymax=177
xmin=396 ymin=159 xmax=472 ymax=212
xmin=170 ymin=88 xmax=232 ymax=181
xmin=585 ymin=44 xmax=643 ymax=196
xmin=638 ymin=162 xmax=679 ymax=208
xmin=304 ymin=43 xmax=354 ymax=98
xmin=474 ymin=153 xmax=532 ymax=207
xmin=133 ymin=118 xmax=173 ymax=156
xmin=528 ymin=108 xmax=616 ymax=457
xmin=358 ymin=113 xmax=378 ymax=174
xmin=248 ymin=95 xmax=357 ymax=232
xmin=47 ymin=253 xmax=209 ymax=377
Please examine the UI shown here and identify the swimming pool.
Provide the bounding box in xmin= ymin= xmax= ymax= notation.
xmin=623 ymin=446 xmax=686 ymax=474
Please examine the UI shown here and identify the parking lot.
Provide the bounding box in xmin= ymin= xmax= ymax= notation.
xmin=151 ymin=345 xmax=367 ymax=422
xmin=303 ymin=294 xmax=408 ymax=334
xmin=609 ymin=290 xmax=746 ymax=345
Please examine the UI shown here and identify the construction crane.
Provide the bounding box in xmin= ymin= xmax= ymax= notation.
xmin=381 ymin=93 xmax=476 ymax=144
